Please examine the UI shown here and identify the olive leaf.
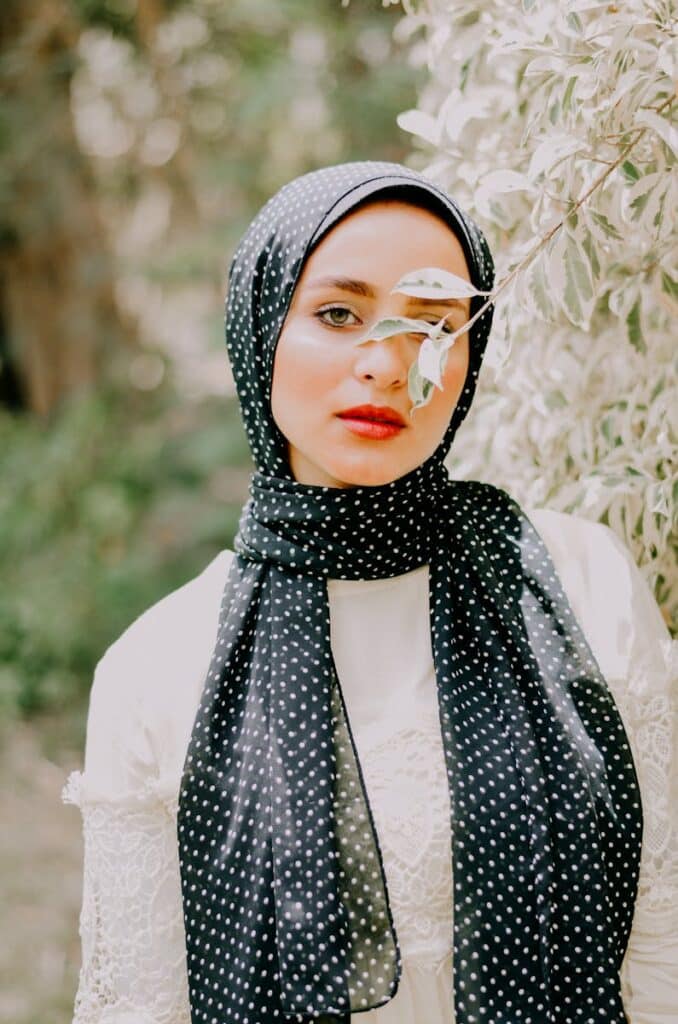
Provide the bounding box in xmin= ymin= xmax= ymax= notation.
xmin=390 ymin=266 xmax=489 ymax=300
xmin=359 ymin=312 xmax=459 ymax=411
xmin=417 ymin=335 xmax=448 ymax=390
xmin=408 ymin=359 xmax=436 ymax=412
xmin=355 ymin=315 xmax=435 ymax=344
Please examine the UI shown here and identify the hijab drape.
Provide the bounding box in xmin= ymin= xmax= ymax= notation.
xmin=177 ymin=160 xmax=642 ymax=1024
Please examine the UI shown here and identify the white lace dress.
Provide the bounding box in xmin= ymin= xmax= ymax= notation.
xmin=61 ymin=508 xmax=678 ymax=1023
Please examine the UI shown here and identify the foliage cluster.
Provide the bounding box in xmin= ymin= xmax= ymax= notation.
xmin=396 ymin=0 xmax=676 ymax=630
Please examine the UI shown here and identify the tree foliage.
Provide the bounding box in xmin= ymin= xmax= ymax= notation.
xmin=395 ymin=0 xmax=677 ymax=631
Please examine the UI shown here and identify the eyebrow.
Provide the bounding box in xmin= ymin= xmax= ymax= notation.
xmin=305 ymin=275 xmax=468 ymax=309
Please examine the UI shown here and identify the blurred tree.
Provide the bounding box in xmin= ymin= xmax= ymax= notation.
xmin=0 ymin=0 xmax=424 ymax=721
xmin=0 ymin=0 xmax=423 ymax=416
xmin=0 ymin=0 xmax=135 ymax=416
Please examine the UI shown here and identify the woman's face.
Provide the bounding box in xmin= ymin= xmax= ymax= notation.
xmin=270 ymin=199 xmax=472 ymax=488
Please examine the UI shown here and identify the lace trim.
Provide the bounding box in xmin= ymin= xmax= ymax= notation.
xmin=353 ymin=703 xmax=455 ymax=967
xmin=62 ymin=768 xmax=179 ymax=817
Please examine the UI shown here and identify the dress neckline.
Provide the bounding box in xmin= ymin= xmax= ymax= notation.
xmin=327 ymin=562 xmax=429 ymax=595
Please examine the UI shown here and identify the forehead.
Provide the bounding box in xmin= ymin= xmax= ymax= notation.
xmin=297 ymin=198 xmax=470 ymax=285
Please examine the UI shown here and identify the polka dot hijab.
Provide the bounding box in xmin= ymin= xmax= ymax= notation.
xmin=177 ymin=162 xmax=642 ymax=1023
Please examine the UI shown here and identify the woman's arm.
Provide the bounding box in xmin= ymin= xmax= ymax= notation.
xmin=62 ymin=651 xmax=192 ymax=1024
xmin=61 ymin=549 xmax=233 ymax=1024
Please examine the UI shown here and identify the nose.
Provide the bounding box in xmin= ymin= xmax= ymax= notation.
xmin=354 ymin=332 xmax=412 ymax=389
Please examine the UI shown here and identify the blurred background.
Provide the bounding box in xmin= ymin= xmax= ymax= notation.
xmin=0 ymin=2 xmax=425 ymax=1020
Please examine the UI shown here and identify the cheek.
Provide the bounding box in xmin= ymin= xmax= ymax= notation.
xmin=271 ymin=325 xmax=347 ymax=419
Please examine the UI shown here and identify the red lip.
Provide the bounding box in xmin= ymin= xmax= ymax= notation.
xmin=336 ymin=404 xmax=407 ymax=426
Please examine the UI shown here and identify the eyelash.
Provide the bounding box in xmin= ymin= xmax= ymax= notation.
xmin=313 ymin=304 xmax=455 ymax=335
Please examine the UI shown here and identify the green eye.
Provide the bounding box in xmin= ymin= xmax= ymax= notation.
xmin=314 ymin=305 xmax=360 ymax=328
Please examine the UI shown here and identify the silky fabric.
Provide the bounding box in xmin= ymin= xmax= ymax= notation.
xmin=176 ymin=161 xmax=643 ymax=1024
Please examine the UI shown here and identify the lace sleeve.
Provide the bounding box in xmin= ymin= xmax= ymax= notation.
xmin=62 ymin=770 xmax=189 ymax=1024
xmin=61 ymin=652 xmax=190 ymax=1024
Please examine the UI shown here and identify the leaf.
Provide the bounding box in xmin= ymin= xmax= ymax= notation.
xmin=443 ymin=97 xmax=490 ymax=142
xmin=566 ymin=10 xmax=583 ymax=33
xmin=407 ymin=359 xmax=435 ymax=412
xmin=396 ymin=109 xmax=442 ymax=148
xmin=391 ymin=266 xmax=488 ymax=300
xmin=528 ymin=134 xmax=585 ymax=180
xmin=549 ymin=231 xmax=595 ymax=329
xmin=621 ymin=160 xmax=640 ymax=183
xmin=581 ymin=229 xmax=600 ymax=284
xmin=562 ymin=76 xmax=576 ymax=113
xmin=357 ymin=315 xmax=434 ymax=344
xmin=417 ymin=336 xmax=446 ymax=390
xmin=590 ymin=211 xmax=622 ymax=241
xmin=634 ymin=109 xmax=678 ymax=158
xmin=661 ymin=270 xmax=678 ymax=302
xmin=624 ymin=172 xmax=664 ymax=223
xmin=524 ymin=55 xmax=566 ymax=76
xmin=626 ymin=297 xmax=645 ymax=353
xmin=480 ymin=169 xmax=532 ymax=193
xmin=523 ymin=250 xmax=557 ymax=322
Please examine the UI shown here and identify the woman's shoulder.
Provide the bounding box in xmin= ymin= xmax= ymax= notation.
xmin=524 ymin=505 xmax=672 ymax=684
xmin=92 ymin=546 xmax=236 ymax=721
xmin=100 ymin=547 xmax=236 ymax=672
xmin=78 ymin=548 xmax=236 ymax=798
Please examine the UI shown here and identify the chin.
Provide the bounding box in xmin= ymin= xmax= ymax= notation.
xmin=328 ymin=455 xmax=414 ymax=489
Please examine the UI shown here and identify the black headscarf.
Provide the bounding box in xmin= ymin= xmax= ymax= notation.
xmin=177 ymin=161 xmax=642 ymax=1024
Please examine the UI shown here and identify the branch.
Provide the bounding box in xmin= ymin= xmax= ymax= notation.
xmin=442 ymin=94 xmax=675 ymax=346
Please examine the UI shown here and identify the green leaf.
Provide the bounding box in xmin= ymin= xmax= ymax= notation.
xmin=582 ymin=230 xmax=600 ymax=282
xmin=650 ymin=374 xmax=666 ymax=401
xmin=626 ymin=298 xmax=645 ymax=353
xmin=630 ymin=190 xmax=651 ymax=220
xmin=590 ymin=210 xmax=622 ymax=240
xmin=621 ymin=160 xmax=640 ymax=183
xmin=661 ymin=270 xmax=678 ymax=302
xmin=545 ymin=390 xmax=566 ymax=410
xmin=563 ymin=235 xmax=594 ymax=328
xmin=562 ymin=77 xmax=576 ymax=114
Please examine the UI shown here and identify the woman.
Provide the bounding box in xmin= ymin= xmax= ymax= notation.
xmin=63 ymin=161 xmax=677 ymax=1023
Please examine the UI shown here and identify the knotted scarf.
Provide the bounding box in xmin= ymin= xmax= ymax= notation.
xmin=177 ymin=161 xmax=642 ymax=1024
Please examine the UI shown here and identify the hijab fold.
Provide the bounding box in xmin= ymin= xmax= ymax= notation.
xmin=177 ymin=161 xmax=642 ymax=1024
